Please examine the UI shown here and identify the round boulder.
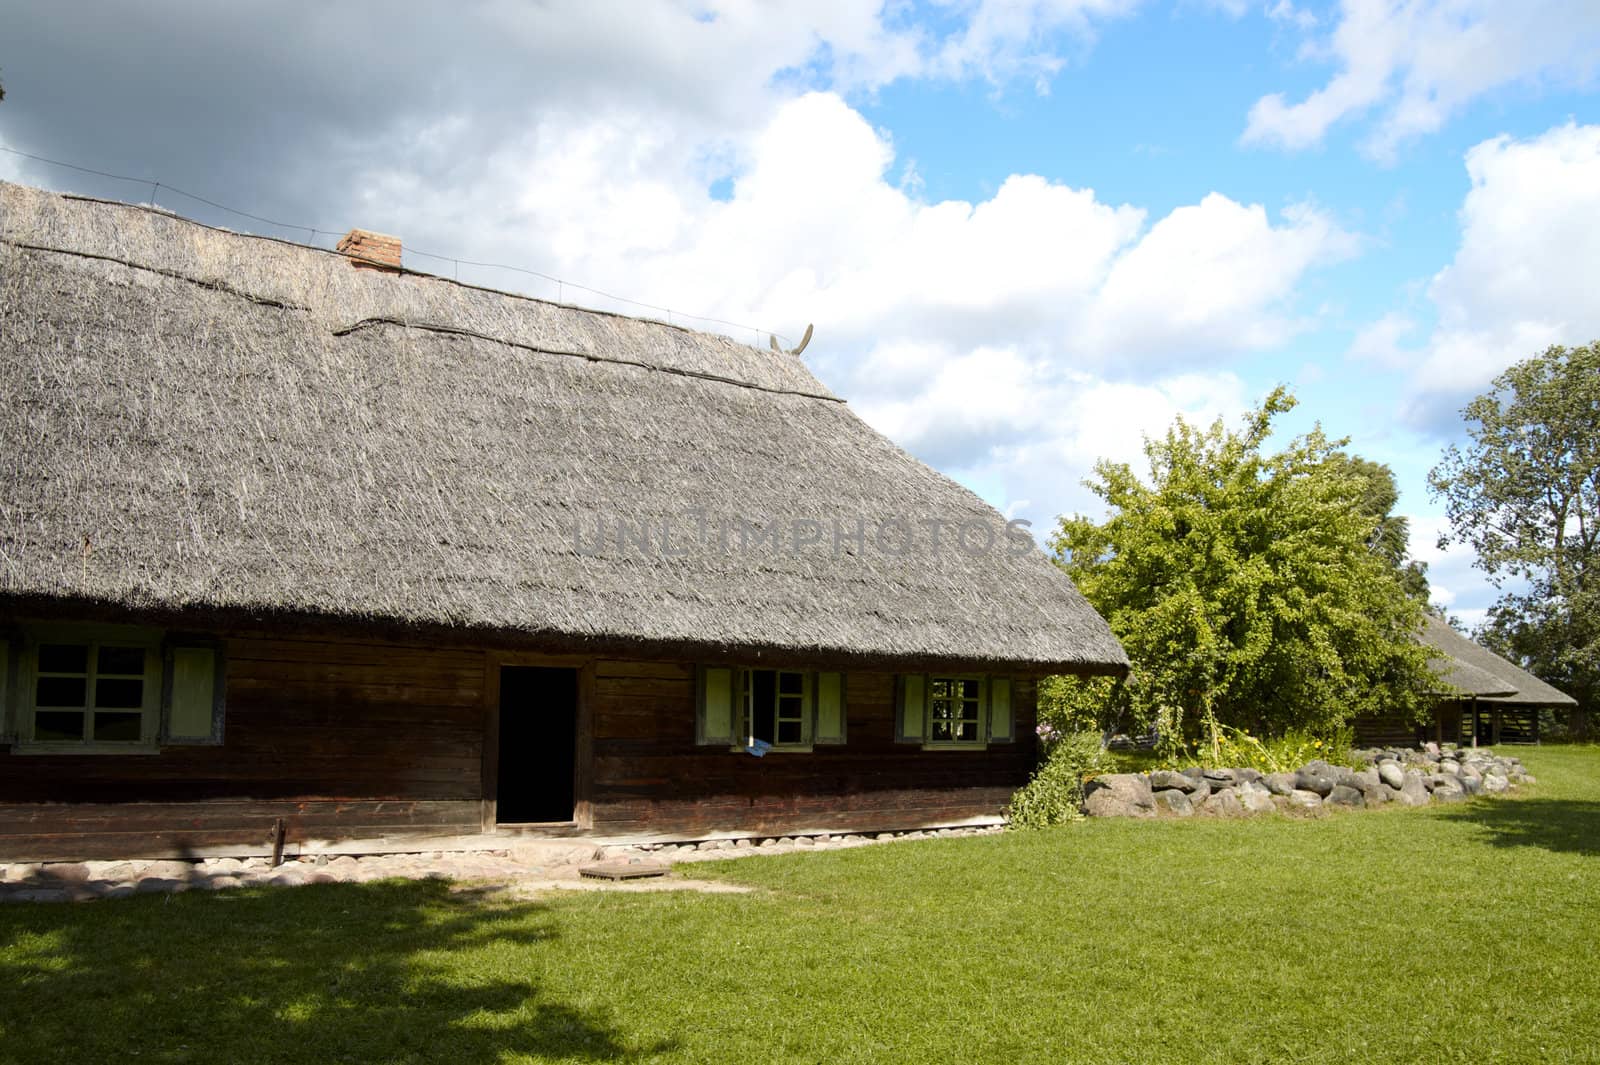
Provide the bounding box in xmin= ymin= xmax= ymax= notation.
xmin=1082 ymin=774 xmax=1157 ymax=818
xmin=1263 ymin=772 xmax=1297 ymax=796
xmin=1148 ymin=770 xmax=1197 ymax=793
xmin=1286 ymin=789 xmax=1324 ymax=811
xmin=1153 ymin=790 xmax=1195 ymax=817
xmin=1326 ymin=784 xmax=1365 ymax=808
xmin=1396 ymin=770 xmax=1431 ymax=807
xmin=1294 ymin=760 xmax=1340 ymax=797
xmin=1238 ymin=781 xmax=1277 ymax=814
xmin=1197 ymin=788 xmax=1246 ymax=818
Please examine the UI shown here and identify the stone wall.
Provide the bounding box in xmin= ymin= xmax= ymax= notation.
xmin=1082 ymin=745 xmax=1532 ymax=819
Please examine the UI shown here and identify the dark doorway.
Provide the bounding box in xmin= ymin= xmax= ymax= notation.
xmin=496 ymin=666 xmax=578 ymax=824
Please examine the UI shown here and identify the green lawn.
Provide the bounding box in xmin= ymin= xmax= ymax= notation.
xmin=4 ymin=748 xmax=1600 ymax=1064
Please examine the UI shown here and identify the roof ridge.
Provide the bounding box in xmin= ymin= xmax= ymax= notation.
xmin=332 ymin=317 xmax=846 ymax=403
xmin=30 ymin=184 xmax=771 ymax=348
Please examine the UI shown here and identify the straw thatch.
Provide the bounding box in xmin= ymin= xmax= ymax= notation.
xmin=0 ymin=181 xmax=1128 ymax=672
xmin=1420 ymin=614 xmax=1574 ymax=705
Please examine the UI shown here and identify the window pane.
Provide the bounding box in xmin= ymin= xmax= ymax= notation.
xmin=959 ymin=679 xmax=978 ymax=700
xmin=958 ymin=720 xmax=979 ymax=741
xmin=34 ymin=710 xmax=85 ymax=741
xmin=98 ymin=646 xmax=146 ymax=675
xmin=778 ymin=672 xmax=803 ymax=695
xmin=95 ymin=677 xmax=145 ymax=709
xmin=38 ymin=644 xmax=88 ymax=674
xmin=94 ymin=712 xmax=144 ymax=742
xmin=777 ymin=720 xmax=802 ymax=744
xmin=35 ymin=676 xmax=87 ymax=707
xmin=931 ymin=719 xmax=953 ymax=741
xmin=932 ymin=698 xmax=952 ymax=721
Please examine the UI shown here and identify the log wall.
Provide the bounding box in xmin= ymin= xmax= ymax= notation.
xmin=0 ymin=626 xmax=1042 ymax=860
xmin=588 ymin=661 xmax=1037 ymax=837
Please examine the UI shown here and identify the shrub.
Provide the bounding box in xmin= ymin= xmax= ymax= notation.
xmin=1006 ymin=731 xmax=1115 ymax=829
xmin=1036 ymin=675 xmax=1129 ymax=736
xmin=1160 ymin=714 xmax=1359 ymax=773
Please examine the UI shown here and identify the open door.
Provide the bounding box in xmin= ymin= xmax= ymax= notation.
xmin=496 ymin=666 xmax=578 ymax=824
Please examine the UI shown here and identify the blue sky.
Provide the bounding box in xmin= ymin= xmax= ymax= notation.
xmin=2 ymin=0 xmax=1598 ymax=626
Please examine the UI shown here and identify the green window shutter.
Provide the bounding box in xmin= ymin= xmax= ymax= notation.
xmin=161 ymin=642 xmax=225 ymax=745
xmin=799 ymin=671 xmax=814 ymax=746
xmin=697 ymin=666 xmax=735 ymax=746
xmin=896 ymin=674 xmax=926 ymax=743
xmin=814 ymin=671 xmax=846 ymax=745
xmin=988 ymin=676 xmax=1014 ymax=743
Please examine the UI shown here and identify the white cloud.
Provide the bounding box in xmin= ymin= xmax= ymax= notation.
xmin=1081 ymin=195 xmax=1358 ymax=358
xmin=1406 ymin=513 xmax=1502 ymax=631
xmin=433 ymin=92 xmax=1353 ymax=379
xmin=928 ymin=0 xmax=1144 ymax=89
xmin=1265 ymin=0 xmax=1318 ymax=30
xmin=1384 ymin=122 xmax=1600 ymax=429
xmin=1242 ymin=0 xmax=1600 ymax=160
xmin=1347 ymin=310 xmax=1416 ymax=368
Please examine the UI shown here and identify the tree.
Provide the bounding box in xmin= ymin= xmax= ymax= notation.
xmin=1326 ymin=452 xmax=1431 ymax=602
xmin=1430 ymin=342 xmax=1600 ymax=732
xmin=1051 ymin=387 xmax=1436 ymax=742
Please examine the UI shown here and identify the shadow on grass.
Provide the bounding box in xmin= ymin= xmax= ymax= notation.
xmin=1438 ymin=798 xmax=1600 ymax=857
xmin=0 ymin=878 xmax=675 ymax=1064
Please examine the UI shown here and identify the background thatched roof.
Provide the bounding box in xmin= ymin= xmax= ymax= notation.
xmin=1420 ymin=615 xmax=1574 ymax=706
xmin=0 ymin=181 xmax=1127 ymax=672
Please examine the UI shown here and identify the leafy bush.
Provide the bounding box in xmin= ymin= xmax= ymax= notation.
xmin=1036 ymin=675 xmax=1129 ymax=736
xmin=1159 ymin=714 xmax=1359 ymax=773
xmin=1051 ymin=388 xmax=1437 ymax=740
xmin=1006 ymin=731 xmax=1115 ymax=829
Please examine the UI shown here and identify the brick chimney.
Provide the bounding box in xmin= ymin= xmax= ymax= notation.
xmin=336 ymin=228 xmax=402 ymax=272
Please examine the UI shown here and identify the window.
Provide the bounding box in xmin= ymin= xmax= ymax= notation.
xmin=929 ymin=676 xmax=982 ymax=743
xmin=896 ymin=673 xmax=1014 ymax=749
xmin=27 ymin=638 xmax=159 ymax=746
xmin=2 ymin=624 xmax=226 ymax=752
xmin=696 ymin=666 xmax=846 ymax=751
xmin=741 ymin=669 xmax=810 ymax=748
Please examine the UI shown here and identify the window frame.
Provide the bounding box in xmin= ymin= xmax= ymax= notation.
xmin=896 ymin=672 xmax=1015 ymax=751
xmin=735 ymin=667 xmax=814 ymax=753
xmin=923 ymin=673 xmax=987 ymax=749
xmin=14 ymin=623 xmax=165 ymax=754
xmin=695 ymin=666 xmax=846 ymax=753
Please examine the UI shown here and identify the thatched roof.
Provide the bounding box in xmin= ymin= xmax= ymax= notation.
xmin=0 ymin=181 xmax=1127 ymax=673
xmin=1420 ymin=615 xmax=1575 ymax=706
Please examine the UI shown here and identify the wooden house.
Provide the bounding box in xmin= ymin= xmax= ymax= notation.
xmin=0 ymin=181 xmax=1128 ymax=861
xmin=1356 ymin=615 xmax=1576 ymax=747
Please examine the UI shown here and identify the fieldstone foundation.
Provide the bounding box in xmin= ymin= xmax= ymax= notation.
xmin=1083 ymin=745 xmax=1532 ymax=819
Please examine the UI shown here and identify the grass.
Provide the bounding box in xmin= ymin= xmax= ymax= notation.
xmin=4 ymin=747 xmax=1600 ymax=1064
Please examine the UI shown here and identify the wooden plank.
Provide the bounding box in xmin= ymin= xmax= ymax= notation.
xmin=580 ymin=858 xmax=669 ymax=880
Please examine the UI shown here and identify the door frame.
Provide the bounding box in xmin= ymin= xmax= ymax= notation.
xmin=481 ymin=654 xmax=594 ymax=832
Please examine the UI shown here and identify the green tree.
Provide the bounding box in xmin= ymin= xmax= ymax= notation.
xmin=1051 ymin=387 xmax=1436 ymax=743
xmin=1326 ymin=452 xmax=1431 ymax=602
xmin=1429 ymin=341 xmax=1599 ymax=733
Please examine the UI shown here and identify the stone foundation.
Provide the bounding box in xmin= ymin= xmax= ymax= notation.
xmin=1082 ymin=744 xmax=1532 ymax=819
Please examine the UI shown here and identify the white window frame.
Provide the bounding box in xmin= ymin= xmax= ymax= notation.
xmin=14 ymin=624 xmax=164 ymax=754
xmin=736 ymin=667 xmax=813 ymax=753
